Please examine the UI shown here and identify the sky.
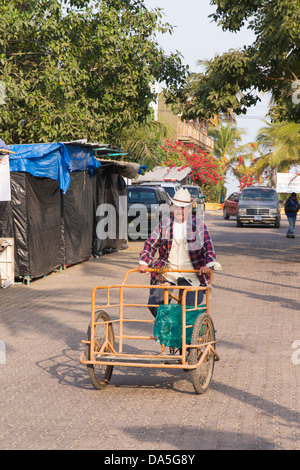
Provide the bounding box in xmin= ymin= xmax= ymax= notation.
xmin=144 ymin=0 xmax=272 ymax=194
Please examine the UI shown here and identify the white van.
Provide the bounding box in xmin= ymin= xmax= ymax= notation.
xmin=140 ymin=181 xmax=181 ymax=199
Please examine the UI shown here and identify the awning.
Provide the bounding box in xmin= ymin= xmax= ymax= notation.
xmin=134 ymin=165 xmax=191 ymax=183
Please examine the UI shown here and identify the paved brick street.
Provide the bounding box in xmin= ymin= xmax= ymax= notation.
xmin=0 ymin=215 xmax=299 ymax=450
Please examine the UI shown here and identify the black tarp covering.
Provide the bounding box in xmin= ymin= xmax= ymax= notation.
xmin=26 ymin=175 xmax=62 ymax=277
xmin=0 ymin=173 xmax=62 ymax=278
xmin=92 ymin=165 xmax=127 ymax=256
xmin=62 ymin=171 xmax=96 ymax=266
xmin=0 ymin=200 xmax=13 ymax=239
xmin=0 ymin=159 xmax=135 ymax=280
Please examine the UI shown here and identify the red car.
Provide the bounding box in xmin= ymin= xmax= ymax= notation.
xmin=223 ymin=192 xmax=240 ymax=219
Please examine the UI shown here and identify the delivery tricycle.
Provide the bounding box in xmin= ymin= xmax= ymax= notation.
xmin=80 ymin=267 xmax=220 ymax=394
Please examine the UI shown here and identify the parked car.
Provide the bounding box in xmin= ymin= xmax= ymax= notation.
xmin=140 ymin=181 xmax=181 ymax=198
xmin=236 ymin=186 xmax=282 ymax=228
xmin=223 ymin=192 xmax=240 ymax=219
xmin=127 ymin=185 xmax=170 ymax=239
xmin=183 ymin=184 xmax=206 ymax=215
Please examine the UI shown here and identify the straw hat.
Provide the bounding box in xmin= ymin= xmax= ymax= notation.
xmin=170 ymin=188 xmax=193 ymax=207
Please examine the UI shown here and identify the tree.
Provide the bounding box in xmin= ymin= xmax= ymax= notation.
xmin=0 ymin=0 xmax=188 ymax=144
xmin=232 ymin=155 xmax=262 ymax=190
xmin=116 ymin=120 xmax=171 ymax=168
xmin=158 ymin=140 xmax=224 ymax=201
xmin=167 ymin=0 xmax=300 ymax=123
xmin=251 ymin=121 xmax=300 ymax=185
xmin=207 ymin=122 xmax=247 ymax=175
xmin=207 ymin=121 xmax=258 ymax=199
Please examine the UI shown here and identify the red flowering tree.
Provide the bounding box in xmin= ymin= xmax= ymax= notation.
xmin=158 ymin=140 xmax=224 ymax=200
xmin=233 ymin=155 xmax=261 ymax=190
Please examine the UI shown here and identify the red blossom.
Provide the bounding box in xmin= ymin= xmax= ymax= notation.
xmin=159 ymin=140 xmax=224 ymax=188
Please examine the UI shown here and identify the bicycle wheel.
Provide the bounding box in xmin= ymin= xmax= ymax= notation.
xmin=86 ymin=310 xmax=114 ymax=390
xmin=188 ymin=314 xmax=215 ymax=394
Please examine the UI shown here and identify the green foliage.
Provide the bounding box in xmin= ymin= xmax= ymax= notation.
xmin=0 ymin=0 xmax=188 ymax=144
xmin=208 ymin=122 xmax=245 ymax=168
xmin=205 ymin=121 xmax=258 ymax=198
xmin=171 ymin=50 xmax=259 ymax=120
xmin=115 ymin=120 xmax=171 ymax=168
xmin=254 ymin=121 xmax=300 ymax=174
xmin=207 ymin=121 xmax=257 ymax=185
xmin=167 ymin=0 xmax=300 ymax=123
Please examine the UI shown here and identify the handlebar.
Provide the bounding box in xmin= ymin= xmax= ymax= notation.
xmin=121 ymin=267 xmax=216 ymax=285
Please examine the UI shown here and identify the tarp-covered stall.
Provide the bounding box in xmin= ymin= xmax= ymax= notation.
xmin=62 ymin=143 xmax=99 ymax=266
xmin=1 ymin=142 xmax=72 ymax=279
xmin=61 ymin=171 xmax=96 ymax=267
xmin=9 ymin=142 xmax=72 ymax=194
xmin=10 ymin=173 xmax=61 ymax=278
xmin=0 ymin=141 xmax=139 ymax=282
xmin=92 ymin=160 xmax=140 ymax=256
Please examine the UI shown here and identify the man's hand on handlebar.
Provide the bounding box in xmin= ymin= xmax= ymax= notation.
xmin=138 ymin=264 xmax=149 ymax=273
xmin=199 ymin=266 xmax=212 ymax=276
xmin=138 ymin=265 xmax=220 ymax=276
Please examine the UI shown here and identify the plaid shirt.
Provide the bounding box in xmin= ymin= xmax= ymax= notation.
xmin=139 ymin=214 xmax=216 ymax=285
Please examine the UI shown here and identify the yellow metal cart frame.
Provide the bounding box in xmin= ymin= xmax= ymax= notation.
xmin=80 ymin=268 xmax=219 ymax=394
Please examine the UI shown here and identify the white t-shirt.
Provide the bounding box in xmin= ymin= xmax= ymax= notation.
xmin=166 ymin=221 xmax=199 ymax=285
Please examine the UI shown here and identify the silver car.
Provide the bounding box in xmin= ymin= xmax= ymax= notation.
xmin=237 ymin=186 xmax=282 ymax=228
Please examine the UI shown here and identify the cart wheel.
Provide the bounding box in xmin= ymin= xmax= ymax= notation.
xmin=188 ymin=314 xmax=215 ymax=394
xmin=86 ymin=310 xmax=114 ymax=390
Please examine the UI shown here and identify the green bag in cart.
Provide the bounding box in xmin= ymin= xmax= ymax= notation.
xmin=154 ymin=304 xmax=207 ymax=349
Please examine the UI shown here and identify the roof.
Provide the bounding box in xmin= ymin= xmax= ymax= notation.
xmin=7 ymin=141 xmax=139 ymax=193
xmin=98 ymin=160 xmax=140 ymax=179
xmin=63 ymin=139 xmax=124 ymax=153
xmin=135 ymin=166 xmax=191 ymax=183
xmin=243 ymin=186 xmax=274 ymax=190
xmin=8 ymin=142 xmax=100 ymax=193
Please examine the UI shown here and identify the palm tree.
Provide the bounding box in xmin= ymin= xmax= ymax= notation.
xmin=208 ymin=122 xmax=249 ymax=174
xmin=114 ymin=120 xmax=171 ymax=169
xmin=208 ymin=121 xmax=259 ymax=200
xmin=254 ymin=121 xmax=300 ymax=175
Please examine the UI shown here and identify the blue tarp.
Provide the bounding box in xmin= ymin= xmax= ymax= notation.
xmin=8 ymin=142 xmax=100 ymax=193
xmin=64 ymin=144 xmax=100 ymax=173
xmin=138 ymin=165 xmax=148 ymax=174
